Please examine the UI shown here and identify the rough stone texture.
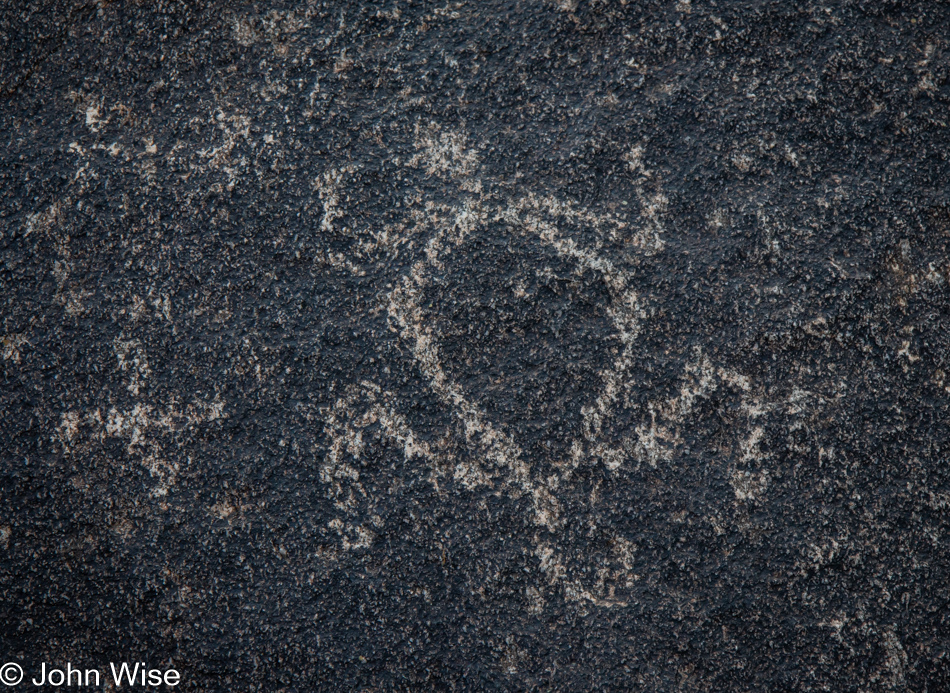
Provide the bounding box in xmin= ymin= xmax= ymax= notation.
xmin=2 ymin=1 xmax=950 ymax=690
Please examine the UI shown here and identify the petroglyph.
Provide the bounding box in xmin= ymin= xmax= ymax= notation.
xmin=57 ymin=397 xmax=225 ymax=498
xmin=114 ymin=337 xmax=151 ymax=396
xmin=311 ymin=124 xmax=794 ymax=606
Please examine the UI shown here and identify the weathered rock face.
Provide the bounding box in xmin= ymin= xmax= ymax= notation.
xmin=2 ymin=1 xmax=950 ymax=690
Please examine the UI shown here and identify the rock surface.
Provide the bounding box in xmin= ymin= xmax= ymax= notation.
xmin=2 ymin=1 xmax=950 ymax=690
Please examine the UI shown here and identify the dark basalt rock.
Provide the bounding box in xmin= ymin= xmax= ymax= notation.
xmin=2 ymin=1 xmax=950 ymax=691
